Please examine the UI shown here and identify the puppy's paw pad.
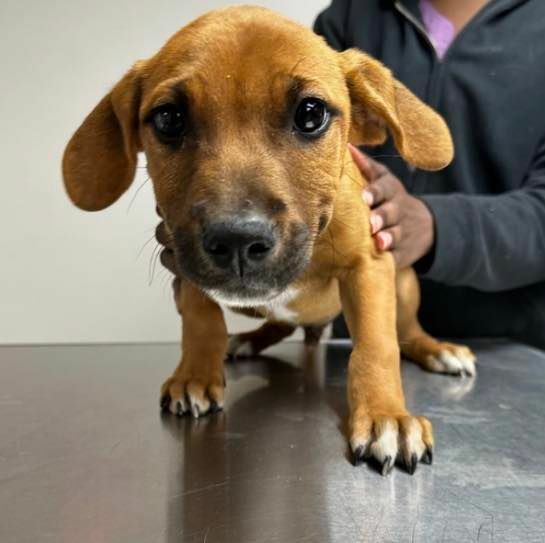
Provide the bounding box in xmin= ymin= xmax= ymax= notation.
xmin=426 ymin=345 xmax=476 ymax=377
xmin=160 ymin=375 xmax=224 ymax=418
xmin=351 ymin=414 xmax=433 ymax=476
xmin=226 ymin=335 xmax=254 ymax=359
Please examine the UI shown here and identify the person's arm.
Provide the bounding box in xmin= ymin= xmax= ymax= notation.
xmin=313 ymin=0 xmax=351 ymax=51
xmin=357 ymin=140 xmax=545 ymax=292
xmin=419 ymin=139 xmax=545 ymax=292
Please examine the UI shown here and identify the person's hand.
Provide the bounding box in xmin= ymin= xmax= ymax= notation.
xmin=155 ymin=206 xmax=178 ymax=275
xmin=348 ymin=144 xmax=435 ymax=269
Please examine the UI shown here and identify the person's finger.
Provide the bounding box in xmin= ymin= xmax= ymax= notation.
xmin=370 ymin=201 xmax=400 ymax=234
xmin=375 ymin=226 xmax=401 ymax=252
xmin=391 ymin=248 xmax=402 ymax=268
xmin=362 ymin=189 xmax=374 ymax=206
xmin=376 ymin=230 xmax=393 ymax=251
xmin=364 ymin=175 xmax=399 ymax=207
xmin=391 ymin=246 xmax=412 ymax=269
xmin=349 ymin=145 xmax=391 ymax=207
xmin=348 ymin=143 xmax=373 ymax=178
xmin=348 ymin=143 xmax=387 ymax=180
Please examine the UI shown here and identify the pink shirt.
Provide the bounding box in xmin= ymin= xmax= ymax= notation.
xmin=419 ymin=0 xmax=455 ymax=59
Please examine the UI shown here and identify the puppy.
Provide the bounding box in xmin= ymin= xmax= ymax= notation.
xmin=63 ymin=6 xmax=476 ymax=475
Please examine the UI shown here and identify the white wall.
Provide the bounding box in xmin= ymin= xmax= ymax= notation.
xmin=0 ymin=0 xmax=330 ymax=344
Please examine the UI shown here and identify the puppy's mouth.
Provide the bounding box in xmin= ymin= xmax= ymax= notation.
xmin=173 ymin=219 xmax=312 ymax=304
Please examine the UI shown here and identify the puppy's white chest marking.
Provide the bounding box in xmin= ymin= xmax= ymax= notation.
xmin=208 ymin=287 xmax=300 ymax=324
xmin=263 ymin=287 xmax=299 ymax=323
xmin=264 ymin=296 xmax=299 ymax=323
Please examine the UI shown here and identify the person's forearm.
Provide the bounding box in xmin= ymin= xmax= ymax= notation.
xmin=420 ymin=189 xmax=545 ymax=291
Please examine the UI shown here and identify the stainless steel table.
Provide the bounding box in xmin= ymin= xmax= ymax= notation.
xmin=1 ymin=340 xmax=544 ymax=542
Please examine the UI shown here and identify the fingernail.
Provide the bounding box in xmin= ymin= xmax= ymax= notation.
xmin=370 ymin=214 xmax=383 ymax=234
xmin=377 ymin=231 xmax=392 ymax=250
xmin=362 ymin=190 xmax=373 ymax=206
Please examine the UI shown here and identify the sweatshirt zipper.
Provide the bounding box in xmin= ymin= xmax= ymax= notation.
xmin=394 ymin=1 xmax=440 ymax=62
xmin=395 ymin=0 xmax=524 ymax=64
xmin=393 ymin=0 xmax=526 ymax=192
xmin=393 ymin=1 xmax=442 ymax=189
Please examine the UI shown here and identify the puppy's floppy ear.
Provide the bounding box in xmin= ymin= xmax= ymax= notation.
xmin=340 ymin=49 xmax=453 ymax=171
xmin=62 ymin=65 xmax=142 ymax=211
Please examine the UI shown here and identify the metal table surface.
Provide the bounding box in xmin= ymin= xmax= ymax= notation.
xmin=1 ymin=340 xmax=544 ymax=543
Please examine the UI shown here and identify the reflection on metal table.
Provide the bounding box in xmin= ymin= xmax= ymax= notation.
xmin=1 ymin=340 xmax=544 ymax=542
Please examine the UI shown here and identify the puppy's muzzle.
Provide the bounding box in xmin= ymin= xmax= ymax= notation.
xmin=202 ymin=218 xmax=276 ymax=277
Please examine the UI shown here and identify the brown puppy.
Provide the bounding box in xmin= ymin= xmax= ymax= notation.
xmin=63 ymin=6 xmax=476 ymax=475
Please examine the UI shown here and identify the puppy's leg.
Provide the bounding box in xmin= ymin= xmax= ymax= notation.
xmin=397 ymin=268 xmax=476 ymax=377
xmin=227 ymin=321 xmax=296 ymax=358
xmin=161 ymin=278 xmax=228 ymax=418
xmin=303 ymin=324 xmax=327 ymax=347
xmin=340 ymin=255 xmax=433 ymax=475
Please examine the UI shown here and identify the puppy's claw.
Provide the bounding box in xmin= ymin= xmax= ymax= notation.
xmin=381 ymin=456 xmax=394 ymax=476
xmin=160 ymin=394 xmax=170 ymax=412
xmin=209 ymin=401 xmax=222 ymax=414
xmin=422 ymin=446 xmax=434 ymax=465
xmin=161 ymin=372 xmax=225 ymax=419
xmin=226 ymin=335 xmax=254 ymax=360
xmin=425 ymin=345 xmax=476 ymax=377
xmin=407 ymin=453 xmax=418 ymax=475
xmin=352 ymin=445 xmax=367 ymax=466
xmin=176 ymin=401 xmax=186 ymax=417
xmin=351 ymin=414 xmax=433 ymax=475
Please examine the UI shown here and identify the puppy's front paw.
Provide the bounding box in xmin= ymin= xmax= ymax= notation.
xmin=160 ymin=368 xmax=225 ymax=418
xmin=425 ymin=343 xmax=476 ymax=377
xmin=350 ymin=413 xmax=433 ymax=476
xmin=226 ymin=334 xmax=254 ymax=359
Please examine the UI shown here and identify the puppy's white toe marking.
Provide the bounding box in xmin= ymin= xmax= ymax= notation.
xmin=455 ymin=349 xmax=477 ymax=376
xmin=403 ymin=418 xmax=425 ymax=460
xmin=170 ymin=396 xmax=187 ymax=416
xmin=226 ymin=335 xmax=240 ymax=355
xmin=439 ymin=351 xmax=464 ymax=373
xmin=187 ymin=394 xmax=210 ymax=418
xmin=369 ymin=421 xmax=398 ymax=465
xmin=227 ymin=336 xmax=254 ymax=358
xmin=235 ymin=341 xmax=253 ymax=356
xmin=350 ymin=435 xmax=371 ymax=457
xmin=427 ymin=349 xmax=476 ymax=376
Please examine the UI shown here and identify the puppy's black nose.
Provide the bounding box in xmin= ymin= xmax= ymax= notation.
xmin=203 ymin=219 xmax=276 ymax=275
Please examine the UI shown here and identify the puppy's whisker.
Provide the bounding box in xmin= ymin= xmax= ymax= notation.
xmin=147 ymin=243 xmax=158 ymax=285
xmin=150 ymin=250 xmax=162 ymax=286
xmin=345 ymin=171 xmax=364 ymax=187
xmin=126 ymin=177 xmax=151 ymax=213
xmin=148 ymin=242 xmax=162 ymax=285
xmin=368 ymin=154 xmax=402 ymax=160
xmin=160 ymin=269 xmax=173 ymax=295
xmin=330 ymin=215 xmax=353 ymax=231
xmin=327 ymin=228 xmax=337 ymax=273
xmin=137 ymin=234 xmax=158 ymax=261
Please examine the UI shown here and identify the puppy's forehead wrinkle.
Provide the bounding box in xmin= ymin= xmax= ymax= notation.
xmin=283 ymin=73 xmax=333 ymax=104
xmin=149 ymin=8 xmax=341 ymax=93
xmin=141 ymin=72 xmax=207 ymax=116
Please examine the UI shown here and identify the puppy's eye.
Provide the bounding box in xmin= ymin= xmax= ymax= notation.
xmin=151 ymin=105 xmax=185 ymax=142
xmin=294 ymin=98 xmax=330 ymax=137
